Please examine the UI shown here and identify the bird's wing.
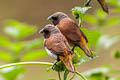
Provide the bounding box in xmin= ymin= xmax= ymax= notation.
xmin=45 ymin=33 xmax=71 ymax=56
xmin=58 ymin=18 xmax=88 ymax=43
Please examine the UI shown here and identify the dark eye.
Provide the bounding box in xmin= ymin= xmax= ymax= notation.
xmin=52 ymin=17 xmax=57 ymax=20
xmin=44 ymin=29 xmax=49 ymax=34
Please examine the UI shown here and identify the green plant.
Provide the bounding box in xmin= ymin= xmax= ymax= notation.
xmin=0 ymin=0 xmax=120 ymax=80
xmin=0 ymin=20 xmax=47 ymax=80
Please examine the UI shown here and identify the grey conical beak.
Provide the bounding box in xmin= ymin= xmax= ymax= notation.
xmin=47 ymin=15 xmax=52 ymax=20
xmin=39 ymin=28 xmax=44 ymax=34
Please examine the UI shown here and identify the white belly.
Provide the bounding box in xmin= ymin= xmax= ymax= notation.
xmin=44 ymin=47 xmax=57 ymax=59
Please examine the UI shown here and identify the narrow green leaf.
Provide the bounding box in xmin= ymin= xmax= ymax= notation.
xmin=112 ymin=49 xmax=120 ymax=59
xmin=22 ymin=49 xmax=47 ymax=61
xmin=84 ymin=14 xmax=97 ymax=24
xmin=45 ymin=67 xmax=52 ymax=72
xmin=105 ymin=17 xmax=120 ymax=27
xmin=1 ymin=66 xmax=25 ymax=80
xmin=95 ymin=9 xmax=107 ymax=19
xmin=23 ymin=38 xmax=44 ymax=50
xmin=116 ymin=77 xmax=120 ymax=80
xmin=111 ymin=7 xmax=120 ymax=13
xmin=107 ymin=0 xmax=120 ymax=7
xmin=98 ymin=35 xmax=120 ymax=49
xmin=7 ymin=42 xmax=24 ymax=53
xmin=0 ymin=36 xmax=11 ymax=47
xmin=73 ymin=47 xmax=94 ymax=66
xmin=53 ymin=61 xmax=66 ymax=72
xmin=3 ymin=20 xmax=37 ymax=40
xmin=83 ymin=67 xmax=111 ymax=77
xmin=0 ymin=51 xmax=11 ymax=61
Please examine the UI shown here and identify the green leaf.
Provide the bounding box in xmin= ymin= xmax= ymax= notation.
xmin=83 ymin=67 xmax=111 ymax=76
xmin=87 ymin=73 xmax=104 ymax=80
xmin=73 ymin=47 xmax=94 ymax=66
xmin=0 ymin=66 xmax=25 ymax=80
xmin=114 ymin=77 xmax=120 ymax=80
xmin=107 ymin=0 xmax=120 ymax=7
xmin=111 ymin=7 xmax=120 ymax=13
xmin=105 ymin=17 xmax=120 ymax=27
xmin=80 ymin=27 xmax=101 ymax=46
xmin=45 ymin=67 xmax=52 ymax=72
xmin=0 ymin=76 xmax=4 ymax=80
xmin=23 ymin=38 xmax=44 ymax=50
xmin=0 ymin=51 xmax=11 ymax=61
xmin=7 ymin=42 xmax=24 ymax=53
xmin=0 ymin=36 xmax=24 ymax=53
xmin=72 ymin=6 xmax=91 ymax=19
xmin=98 ymin=35 xmax=120 ymax=49
xmin=3 ymin=20 xmax=37 ymax=40
xmin=22 ymin=49 xmax=47 ymax=61
xmin=112 ymin=49 xmax=120 ymax=59
xmin=52 ymin=61 xmax=66 ymax=72
xmin=84 ymin=14 xmax=97 ymax=24
xmin=0 ymin=36 xmax=11 ymax=47
xmin=1 ymin=38 xmax=44 ymax=53
xmin=95 ymin=9 xmax=107 ymax=19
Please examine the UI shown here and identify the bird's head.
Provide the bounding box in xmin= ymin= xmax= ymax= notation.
xmin=47 ymin=12 xmax=68 ymax=25
xmin=39 ymin=24 xmax=60 ymax=38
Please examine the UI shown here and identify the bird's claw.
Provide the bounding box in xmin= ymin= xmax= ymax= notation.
xmin=51 ymin=61 xmax=58 ymax=70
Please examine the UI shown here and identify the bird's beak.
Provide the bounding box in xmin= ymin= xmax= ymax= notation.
xmin=47 ymin=15 xmax=52 ymax=20
xmin=39 ymin=28 xmax=44 ymax=34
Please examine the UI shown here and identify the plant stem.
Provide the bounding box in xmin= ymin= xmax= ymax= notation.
xmin=58 ymin=71 xmax=61 ymax=80
xmin=70 ymin=73 xmax=76 ymax=80
xmin=0 ymin=62 xmax=53 ymax=69
xmin=75 ymin=71 xmax=88 ymax=80
xmin=78 ymin=17 xmax=81 ymax=27
xmin=64 ymin=69 xmax=69 ymax=80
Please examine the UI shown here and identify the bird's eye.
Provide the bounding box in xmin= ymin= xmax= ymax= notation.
xmin=52 ymin=17 xmax=57 ymax=20
xmin=44 ymin=29 xmax=49 ymax=34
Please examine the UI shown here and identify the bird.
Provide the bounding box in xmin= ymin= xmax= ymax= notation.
xmin=85 ymin=0 xmax=109 ymax=13
xmin=47 ymin=12 xmax=93 ymax=58
xmin=39 ymin=24 xmax=75 ymax=73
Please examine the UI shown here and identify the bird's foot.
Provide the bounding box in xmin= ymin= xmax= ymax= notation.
xmin=51 ymin=60 xmax=58 ymax=70
xmin=72 ymin=45 xmax=76 ymax=53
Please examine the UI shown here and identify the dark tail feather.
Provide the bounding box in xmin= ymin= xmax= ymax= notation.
xmin=79 ymin=41 xmax=93 ymax=58
xmin=97 ymin=0 xmax=109 ymax=13
xmin=59 ymin=49 xmax=75 ymax=73
xmin=83 ymin=47 xmax=93 ymax=58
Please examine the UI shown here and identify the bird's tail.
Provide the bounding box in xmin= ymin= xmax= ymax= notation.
xmin=59 ymin=49 xmax=75 ymax=73
xmin=79 ymin=37 xmax=93 ymax=58
xmin=97 ymin=0 xmax=109 ymax=13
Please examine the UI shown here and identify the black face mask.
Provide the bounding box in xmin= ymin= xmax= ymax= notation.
xmin=43 ymin=30 xmax=50 ymax=38
xmin=51 ymin=17 xmax=59 ymax=25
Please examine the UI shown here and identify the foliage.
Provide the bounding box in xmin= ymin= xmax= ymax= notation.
xmin=112 ymin=49 xmax=120 ymax=59
xmin=0 ymin=20 xmax=46 ymax=80
xmin=0 ymin=0 xmax=120 ymax=80
xmin=72 ymin=6 xmax=91 ymax=26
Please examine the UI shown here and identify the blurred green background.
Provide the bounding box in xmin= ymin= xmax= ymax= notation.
xmin=0 ymin=0 xmax=120 ymax=80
